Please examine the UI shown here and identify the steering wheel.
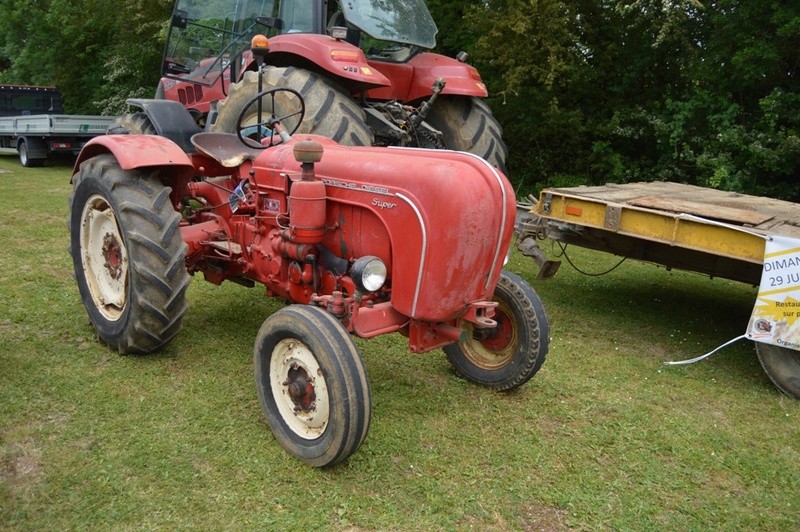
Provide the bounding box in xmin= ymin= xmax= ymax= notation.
xmin=236 ymin=87 xmax=306 ymax=149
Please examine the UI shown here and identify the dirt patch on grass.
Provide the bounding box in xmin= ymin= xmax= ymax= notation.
xmin=519 ymin=502 xmax=570 ymax=531
xmin=1 ymin=439 xmax=43 ymax=493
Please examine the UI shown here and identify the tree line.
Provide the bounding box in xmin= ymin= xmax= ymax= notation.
xmin=1 ymin=0 xmax=797 ymax=199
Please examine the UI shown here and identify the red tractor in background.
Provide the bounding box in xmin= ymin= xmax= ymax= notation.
xmin=119 ymin=0 xmax=507 ymax=171
xmin=70 ymin=36 xmax=548 ymax=466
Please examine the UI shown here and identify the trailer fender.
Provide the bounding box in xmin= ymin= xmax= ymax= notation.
xmin=71 ymin=135 xmax=194 ymax=184
xmin=17 ymin=137 xmax=48 ymax=158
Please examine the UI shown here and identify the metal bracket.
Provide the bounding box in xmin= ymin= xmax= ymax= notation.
xmin=462 ymin=301 xmax=498 ymax=329
xmin=604 ymin=204 xmax=622 ymax=231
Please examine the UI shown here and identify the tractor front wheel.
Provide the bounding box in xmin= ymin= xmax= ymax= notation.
xmin=755 ymin=343 xmax=800 ymax=399
xmin=69 ymin=154 xmax=189 ymax=354
xmin=254 ymin=305 xmax=372 ymax=467
xmin=445 ymin=270 xmax=549 ymax=391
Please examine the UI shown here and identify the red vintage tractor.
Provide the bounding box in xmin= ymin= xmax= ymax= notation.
xmin=121 ymin=0 xmax=507 ymax=171
xmin=70 ymin=38 xmax=547 ymax=466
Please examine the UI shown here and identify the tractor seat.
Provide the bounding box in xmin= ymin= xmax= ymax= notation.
xmin=191 ymin=132 xmax=263 ymax=168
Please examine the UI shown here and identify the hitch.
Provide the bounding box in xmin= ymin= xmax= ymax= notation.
xmin=410 ymin=78 xmax=446 ymax=128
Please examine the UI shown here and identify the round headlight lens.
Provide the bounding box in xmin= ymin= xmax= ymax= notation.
xmin=351 ymin=256 xmax=387 ymax=293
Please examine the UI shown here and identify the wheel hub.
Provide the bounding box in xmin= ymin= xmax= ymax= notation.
xmin=80 ymin=195 xmax=128 ymax=320
xmin=101 ymin=233 xmax=124 ymax=280
xmin=459 ymin=303 xmax=517 ymax=370
xmin=284 ymin=363 xmax=317 ymax=413
xmin=270 ymin=339 xmax=330 ymax=440
xmin=476 ymin=312 xmax=513 ymax=351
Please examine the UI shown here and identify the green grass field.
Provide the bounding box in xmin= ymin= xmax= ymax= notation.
xmin=1 ymin=154 xmax=798 ymax=530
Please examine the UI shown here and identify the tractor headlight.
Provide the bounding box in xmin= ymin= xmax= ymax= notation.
xmin=351 ymin=256 xmax=387 ymax=293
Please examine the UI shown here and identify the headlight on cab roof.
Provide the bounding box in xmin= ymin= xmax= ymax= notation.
xmin=351 ymin=256 xmax=387 ymax=293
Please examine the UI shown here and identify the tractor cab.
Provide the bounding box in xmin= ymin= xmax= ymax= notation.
xmin=161 ymin=0 xmax=438 ymax=89
xmin=150 ymin=0 xmax=505 ymax=170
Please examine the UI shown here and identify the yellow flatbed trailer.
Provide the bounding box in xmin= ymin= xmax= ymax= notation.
xmin=517 ymin=181 xmax=800 ymax=399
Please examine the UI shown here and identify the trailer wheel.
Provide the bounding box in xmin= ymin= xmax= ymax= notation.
xmin=445 ymin=271 xmax=548 ymax=391
xmin=212 ymin=68 xmax=372 ymax=146
xmin=18 ymin=140 xmax=45 ymax=167
xmin=755 ymin=343 xmax=800 ymax=399
xmin=69 ymin=154 xmax=189 ymax=354
xmin=425 ymin=95 xmax=508 ymax=174
xmin=254 ymin=305 xmax=371 ymax=467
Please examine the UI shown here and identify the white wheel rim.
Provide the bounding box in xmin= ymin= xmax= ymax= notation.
xmin=80 ymin=194 xmax=128 ymax=321
xmin=270 ymin=338 xmax=330 ymax=440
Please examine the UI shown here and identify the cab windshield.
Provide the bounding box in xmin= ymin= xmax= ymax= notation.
xmin=340 ymin=0 xmax=437 ymax=50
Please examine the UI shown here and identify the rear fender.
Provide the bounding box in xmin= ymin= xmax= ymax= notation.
xmin=366 ymin=53 xmax=488 ymax=102
xmin=266 ymin=34 xmax=391 ymax=90
xmin=71 ymin=135 xmax=195 ymax=191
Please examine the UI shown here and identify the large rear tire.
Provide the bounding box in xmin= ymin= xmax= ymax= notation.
xmin=107 ymin=112 xmax=157 ymax=135
xmin=426 ymin=95 xmax=508 ymax=173
xmin=69 ymin=154 xmax=190 ymax=354
xmin=445 ymin=270 xmax=548 ymax=391
xmin=212 ymin=68 xmax=373 ymax=146
xmin=755 ymin=343 xmax=800 ymax=399
xmin=254 ymin=305 xmax=372 ymax=467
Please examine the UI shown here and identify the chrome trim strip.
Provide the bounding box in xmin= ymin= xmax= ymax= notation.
xmin=395 ymin=192 xmax=427 ymax=316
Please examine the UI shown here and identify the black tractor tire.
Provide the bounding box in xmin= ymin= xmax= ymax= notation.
xmin=755 ymin=343 xmax=800 ymax=399
xmin=18 ymin=140 xmax=45 ymax=167
xmin=254 ymin=305 xmax=372 ymax=467
xmin=107 ymin=112 xmax=157 ymax=135
xmin=425 ymin=95 xmax=508 ymax=173
xmin=445 ymin=270 xmax=549 ymax=391
xmin=69 ymin=154 xmax=190 ymax=354
xmin=212 ymin=68 xmax=373 ymax=146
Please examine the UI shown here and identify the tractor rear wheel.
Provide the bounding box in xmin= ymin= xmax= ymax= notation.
xmin=445 ymin=270 xmax=548 ymax=391
xmin=755 ymin=343 xmax=800 ymax=399
xmin=107 ymin=112 xmax=157 ymax=135
xmin=426 ymin=95 xmax=508 ymax=173
xmin=69 ymin=154 xmax=189 ymax=354
xmin=254 ymin=305 xmax=371 ymax=467
xmin=212 ymin=68 xmax=373 ymax=146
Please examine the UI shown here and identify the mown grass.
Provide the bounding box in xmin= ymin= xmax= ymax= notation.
xmin=1 ymin=154 xmax=798 ymax=530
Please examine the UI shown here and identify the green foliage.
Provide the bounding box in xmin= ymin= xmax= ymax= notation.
xmin=0 ymin=0 xmax=172 ymax=114
xmin=442 ymin=0 xmax=800 ymax=199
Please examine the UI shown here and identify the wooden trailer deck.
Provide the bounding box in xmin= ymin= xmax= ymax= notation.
xmin=518 ymin=181 xmax=800 ymax=285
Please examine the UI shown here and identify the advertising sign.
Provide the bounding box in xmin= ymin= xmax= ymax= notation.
xmin=746 ymin=235 xmax=800 ymax=351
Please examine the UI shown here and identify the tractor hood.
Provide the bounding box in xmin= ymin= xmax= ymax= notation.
xmin=251 ymin=138 xmax=514 ymax=322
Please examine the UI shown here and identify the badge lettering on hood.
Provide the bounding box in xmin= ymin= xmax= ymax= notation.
xmin=372 ymin=198 xmax=397 ymax=209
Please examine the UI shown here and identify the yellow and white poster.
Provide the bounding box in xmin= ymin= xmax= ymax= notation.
xmin=747 ymin=234 xmax=800 ymax=351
